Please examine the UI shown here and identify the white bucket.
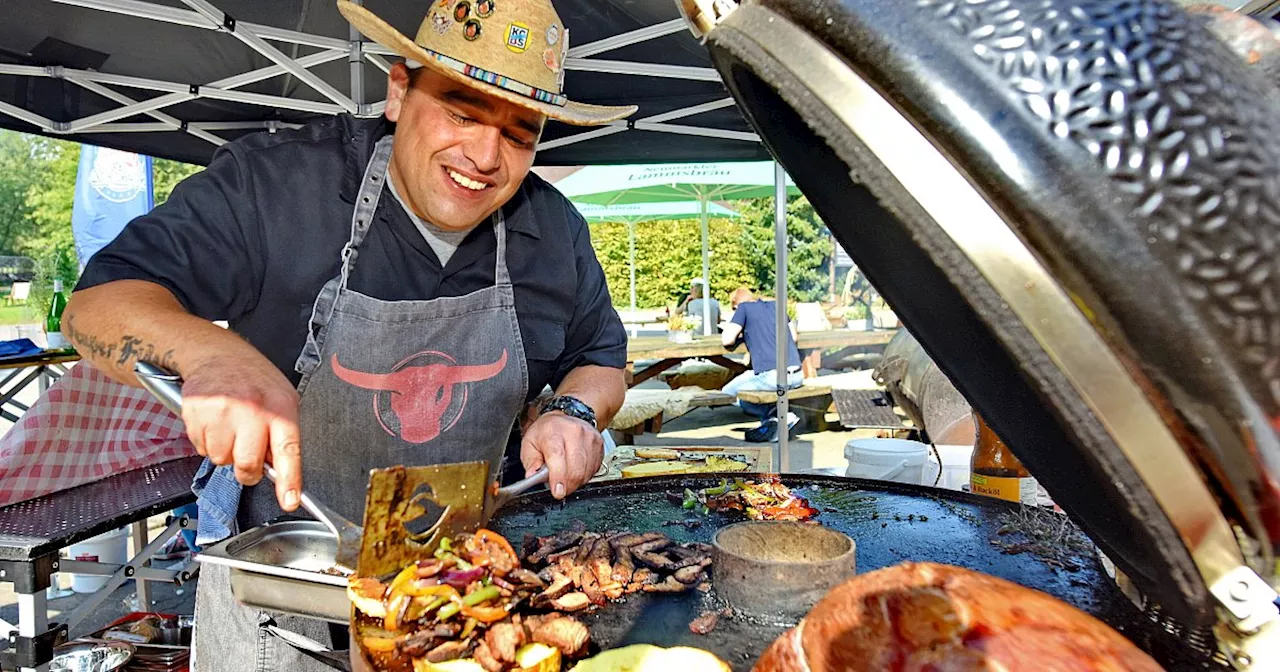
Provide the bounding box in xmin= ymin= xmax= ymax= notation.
xmin=844 ymin=438 xmax=930 ymax=485
xmin=67 ymin=527 xmax=129 ymax=593
xmin=932 ymin=444 xmax=975 ymax=492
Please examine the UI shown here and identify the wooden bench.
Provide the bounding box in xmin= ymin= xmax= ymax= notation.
xmin=612 ymin=390 xmax=736 ymax=445
xmin=736 ymin=384 xmax=837 ymax=431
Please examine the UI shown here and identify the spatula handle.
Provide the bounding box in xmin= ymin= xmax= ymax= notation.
xmin=261 ymin=464 xmax=351 ymax=540
xmin=497 ymin=466 xmax=549 ymax=499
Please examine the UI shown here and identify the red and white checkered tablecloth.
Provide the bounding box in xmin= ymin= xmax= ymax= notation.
xmin=0 ymin=361 xmax=196 ymax=506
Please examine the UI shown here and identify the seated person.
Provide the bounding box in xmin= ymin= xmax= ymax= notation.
xmin=720 ymin=287 xmax=803 ymax=442
xmin=674 ymin=278 xmax=721 ymax=334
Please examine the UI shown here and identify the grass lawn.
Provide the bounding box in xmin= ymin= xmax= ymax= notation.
xmin=0 ymin=304 xmax=38 ymax=326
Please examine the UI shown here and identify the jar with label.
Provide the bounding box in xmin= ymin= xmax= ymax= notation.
xmin=969 ymin=411 xmax=1039 ymax=505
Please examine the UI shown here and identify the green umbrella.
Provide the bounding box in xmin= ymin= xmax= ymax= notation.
xmin=571 ymin=201 xmax=740 ymax=329
xmin=558 ymin=162 xmax=800 ymax=335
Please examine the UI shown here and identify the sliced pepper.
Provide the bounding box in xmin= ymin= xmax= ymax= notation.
xmin=362 ymin=635 xmax=398 ymax=653
xmin=387 ymin=563 xmax=420 ymax=595
xmin=401 ymin=582 xmax=460 ymax=600
xmin=461 ymin=603 xmax=509 ymax=623
xmin=384 ymin=594 xmax=408 ymax=631
xmin=460 ymin=617 xmax=478 ymax=640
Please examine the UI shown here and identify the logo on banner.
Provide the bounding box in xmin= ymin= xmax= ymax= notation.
xmin=88 ymin=148 xmax=147 ymax=203
xmin=331 ymin=350 xmax=508 ymax=444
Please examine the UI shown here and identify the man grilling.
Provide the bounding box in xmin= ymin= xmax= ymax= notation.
xmin=62 ymin=0 xmax=635 ymax=669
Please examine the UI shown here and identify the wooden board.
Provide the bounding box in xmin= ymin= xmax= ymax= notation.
xmin=595 ymin=445 xmax=774 ymax=481
xmin=625 ymin=329 xmax=897 ymax=363
xmin=736 ymin=385 xmax=833 ymax=405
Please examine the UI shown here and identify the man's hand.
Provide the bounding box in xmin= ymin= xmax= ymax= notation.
xmin=519 ymin=411 xmax=603 ymax=499
xmin=63 ymin=280 xmax=305 ymax=513
xmin=181 ymin=350 xmax=303 ymax=512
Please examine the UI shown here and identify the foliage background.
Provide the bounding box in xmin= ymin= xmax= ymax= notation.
xmin=1 ymin=127 xmax=841 ymax=321
xmin=587 ymin=195 xmax=837 ymax=310
xmin=0 ymin=130 xmax=202 ymax=319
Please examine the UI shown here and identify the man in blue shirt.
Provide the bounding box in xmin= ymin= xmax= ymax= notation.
xmin=720 ymin=287 xmax=803 ymax=442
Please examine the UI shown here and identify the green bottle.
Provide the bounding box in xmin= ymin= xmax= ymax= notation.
xmin=45 ymin=279 xmax=69 ymax=351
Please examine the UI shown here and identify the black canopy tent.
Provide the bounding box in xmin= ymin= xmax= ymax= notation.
xmin=0 ymin=0 xmax=770 ymax=166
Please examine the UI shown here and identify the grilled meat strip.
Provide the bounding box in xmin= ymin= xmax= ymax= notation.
xmin=533 ymin=616 xmax=591 ymax=657
xmin=485 ymin=622 xmax=526 ymax=664
xmin=426 ymin=640 xmax=474 ymax=663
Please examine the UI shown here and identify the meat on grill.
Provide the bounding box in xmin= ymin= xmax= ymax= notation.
xmin=521 ymin=529 xmax=710 ymax=604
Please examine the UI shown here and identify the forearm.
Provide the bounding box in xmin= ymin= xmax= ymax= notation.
xmin=64 ymin=280 xmax=262 ymax=386
xmin=553 ymin=365 xmax=625 ymax=430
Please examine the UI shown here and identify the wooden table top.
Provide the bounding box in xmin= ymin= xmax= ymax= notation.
xmin=0 ymin=351 xmax=80 ymax=371
xmin=626 ymin=329 xmax=897 ymax=362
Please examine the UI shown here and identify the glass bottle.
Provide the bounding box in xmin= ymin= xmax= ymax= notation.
xmin=44 ymin=279 xmax=70 ymax=351
xmin=970 ymin=411 xmax=1039 ymax=505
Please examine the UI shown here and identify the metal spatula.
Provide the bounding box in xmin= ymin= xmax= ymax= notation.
xmin=358 ymin=462 xmax=548 ymax=579
xmin=134 ymin=361 xmax=363 ymax=573
xmin=134 ymin=361 xmax=548 ymax=579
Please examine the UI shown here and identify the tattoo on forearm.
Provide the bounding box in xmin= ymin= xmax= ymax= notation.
xmin=63 ymin=316 xmax=176 ymax=372
xmin=116 ymin=335 xmax=178 ymax=371
xmin=64 ymin=315 xmax=117 ymax=361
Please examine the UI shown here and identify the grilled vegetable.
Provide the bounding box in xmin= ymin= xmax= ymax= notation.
xmin=572 ymin=645 xmax=731 ymax=672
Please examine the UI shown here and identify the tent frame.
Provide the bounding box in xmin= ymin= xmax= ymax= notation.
xmin=2 ymin=0 xmax=746 ymax=151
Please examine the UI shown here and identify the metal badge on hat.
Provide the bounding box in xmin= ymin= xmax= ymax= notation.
xmin=476 ymin=0 xmax=494 ymax=18
xmin=463 ymin=19 xmax=482 ymax=41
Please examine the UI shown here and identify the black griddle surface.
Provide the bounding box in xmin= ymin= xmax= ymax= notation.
xmin=489 ymin=474 xmax=1224 ymax=671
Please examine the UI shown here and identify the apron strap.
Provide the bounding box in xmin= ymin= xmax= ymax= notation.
xmin=339 ymin=135 xmax=395 ymax=289
xmin=296 ymin=135 xmax=394 ymax=377
xmin=493 ymin=211 xmax=512 ymax=286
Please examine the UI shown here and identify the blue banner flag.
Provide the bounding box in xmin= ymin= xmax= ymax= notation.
xmin=71 ymin=145 xmax=154 ymax=269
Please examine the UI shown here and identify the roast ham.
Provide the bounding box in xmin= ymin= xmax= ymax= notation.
xmin=754 ymin=562 xmax=1163 ymax=671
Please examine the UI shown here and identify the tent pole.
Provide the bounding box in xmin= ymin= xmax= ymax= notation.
xmin=349 ymin=0 xmax=365 ymax=110
xmin=700 ymin=196 xmax=712 ymax=336
xmin=629 ymin=220 xmax=638 ymax=338
xmin=774 ymin=161 xmax=789 ymax=472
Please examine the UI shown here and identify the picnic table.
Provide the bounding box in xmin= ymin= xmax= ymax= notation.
xmin=624 ymin=329 xmax=897 ymax=387
xmin=0 ymin=456 xmax=201 ymax=672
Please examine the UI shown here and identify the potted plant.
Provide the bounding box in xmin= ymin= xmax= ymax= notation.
xmin=667 ymin=313 xmax=694 ymax=343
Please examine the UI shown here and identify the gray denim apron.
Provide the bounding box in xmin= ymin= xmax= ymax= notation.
xmin=193 ymin=135 xmax=529 ymax=672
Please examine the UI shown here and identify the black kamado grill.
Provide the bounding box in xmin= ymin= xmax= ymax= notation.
xmin=196 ymin=1 xmax=1280 ymax=670
xmin=662 ymin=0 xmax=1280 ymax=668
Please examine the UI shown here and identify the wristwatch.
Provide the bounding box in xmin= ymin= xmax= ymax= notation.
xmin=541 ymin=395 xmax=597 ymax=428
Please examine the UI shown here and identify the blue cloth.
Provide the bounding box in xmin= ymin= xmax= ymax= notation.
xmin=191 ymin=459 xmax=242 ymax=546
xmin=0 ymin=339 xmax=44 ymax=360
xmin=171 ymin=502 xmax=201 ymax=552
xmin=729 ymin=300 xmax=802 ymax=374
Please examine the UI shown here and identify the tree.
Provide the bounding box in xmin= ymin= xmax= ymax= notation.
xmin=736 ymin=195 xmax=833 ymax=302
xmin=153 ymin=158 xmax=203 ymax=205
xmin=0 ymin=131 xmax=39 ymax=255
xmin=588 ymin=217 xmax=756 ymax=309
xmin=21 ymin=137 xmax=80 ymax=260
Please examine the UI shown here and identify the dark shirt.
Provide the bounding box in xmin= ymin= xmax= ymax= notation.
xmin=730 ymin=300 xmax=801 ymax=374
xmin=78 ymin=114 xmax=626 ymax=402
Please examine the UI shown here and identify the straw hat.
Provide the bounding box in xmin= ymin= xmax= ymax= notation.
xmin=337 ymin=0 xmax=638 ymax=126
